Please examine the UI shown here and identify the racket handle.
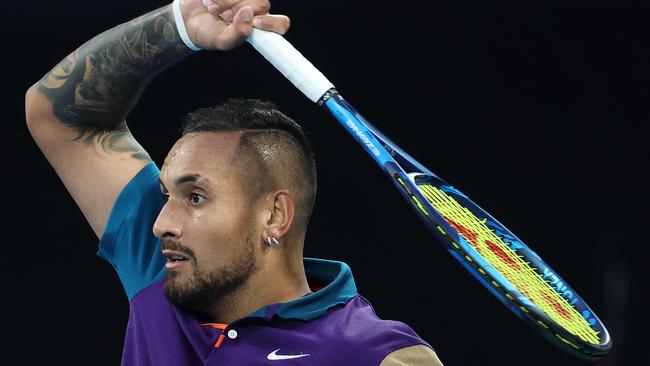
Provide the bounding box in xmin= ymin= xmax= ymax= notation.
xmin=246 ymin=29 xmax=334 ymax=103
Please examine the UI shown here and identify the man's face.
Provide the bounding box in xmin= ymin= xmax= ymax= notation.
xmin=153 ymin=132 xmax=262 ymax=317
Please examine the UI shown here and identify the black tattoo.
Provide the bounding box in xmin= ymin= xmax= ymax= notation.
xmin=38 ymin=5 xmax=193 ymax=156
xmin=78 ymin=124 xmax=152 ymax=161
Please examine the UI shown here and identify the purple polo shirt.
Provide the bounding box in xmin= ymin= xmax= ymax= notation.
xmin=99 ymin=162 xmax=431 ymax=365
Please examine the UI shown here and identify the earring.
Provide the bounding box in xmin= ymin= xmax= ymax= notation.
xmin=266 ymin=236 xmax=280 ymax=246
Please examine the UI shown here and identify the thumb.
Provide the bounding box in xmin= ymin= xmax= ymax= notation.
xmin=220 ymin=6 xmax=254 ymax=47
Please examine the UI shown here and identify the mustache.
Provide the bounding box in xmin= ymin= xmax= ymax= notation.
xmin=160 ymin=239 xmax=197 ymax=261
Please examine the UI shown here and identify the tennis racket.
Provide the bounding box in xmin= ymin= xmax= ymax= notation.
xmin=246 ymin=29 xmax=611 ymax=360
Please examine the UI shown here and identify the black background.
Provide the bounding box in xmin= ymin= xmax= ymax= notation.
xmin=6 ymin=1 xmax=647 ymax=365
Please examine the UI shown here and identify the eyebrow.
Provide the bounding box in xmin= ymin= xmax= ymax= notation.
xmin=159 ymin=174 xmax=208 ymax=188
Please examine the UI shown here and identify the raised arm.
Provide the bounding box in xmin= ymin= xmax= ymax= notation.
xmin=25 ymin=0 xmax=290 ymax=238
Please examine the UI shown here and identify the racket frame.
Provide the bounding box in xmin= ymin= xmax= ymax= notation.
xmin=246 ymin=29 xmax=611 ymax=360
xmin=320 ymin=90 xmax=611 ymax=360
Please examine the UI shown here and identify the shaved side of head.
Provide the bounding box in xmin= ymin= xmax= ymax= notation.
xmin=233 ymin=129 xmax=316 ymax=231
xmin=181 ymin=98 xmax=317 ymax=233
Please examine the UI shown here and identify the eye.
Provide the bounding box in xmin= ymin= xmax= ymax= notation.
xmin=190 ymin=193 xmax=205 ymax=204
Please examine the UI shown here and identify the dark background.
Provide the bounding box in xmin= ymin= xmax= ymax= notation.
xmin=6 ymin=0 xmax=647 ymax=365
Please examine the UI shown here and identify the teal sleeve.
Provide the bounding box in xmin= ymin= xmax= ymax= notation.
xmin=98 ymin=162 xmax=166 ymax=301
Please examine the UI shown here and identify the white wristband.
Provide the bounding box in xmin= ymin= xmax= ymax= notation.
xmin=172 ymin=0 xmax=202 ymax=51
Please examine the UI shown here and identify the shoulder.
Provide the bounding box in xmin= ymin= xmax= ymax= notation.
xmin=321 ymin=295 xmax=433 ymax=364
xmin=98 ymin=161 xmax=166 ymax=301
xmin=336 ymin=295 xmax=427 ymax=340
xmin=379 ymin=345 xmax=443 ymax=366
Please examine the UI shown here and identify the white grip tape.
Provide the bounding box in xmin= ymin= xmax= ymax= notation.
xmin=246 ymin=29 xmax=334 ymax=103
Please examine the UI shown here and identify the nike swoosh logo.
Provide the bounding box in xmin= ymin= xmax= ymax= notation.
xmin=267 ymin=349 xmax=311 ymax=361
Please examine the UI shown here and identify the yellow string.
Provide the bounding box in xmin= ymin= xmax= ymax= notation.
xmin=417 ymin=184 xmax=600 ymax=344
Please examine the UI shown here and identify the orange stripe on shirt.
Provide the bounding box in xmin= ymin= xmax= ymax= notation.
xmin=201 ymin=323 xmax=228 ymax=330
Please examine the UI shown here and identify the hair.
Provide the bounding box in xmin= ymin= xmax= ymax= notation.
xmin=181 ymin=98 xmax=317 ymax=232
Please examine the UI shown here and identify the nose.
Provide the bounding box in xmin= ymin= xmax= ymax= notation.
xmin=153 ymin=200 xmax=182 ymax=239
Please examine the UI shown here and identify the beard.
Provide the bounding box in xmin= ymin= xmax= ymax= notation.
xmin=163 ymin=236 xmax=257 ymax=319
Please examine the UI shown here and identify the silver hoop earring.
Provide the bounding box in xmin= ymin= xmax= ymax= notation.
xmin=267 ymin=236 xmax=280 ymax=246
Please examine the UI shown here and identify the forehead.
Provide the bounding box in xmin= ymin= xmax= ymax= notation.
xmin=160 ymin=131 xmax=243 ymax=184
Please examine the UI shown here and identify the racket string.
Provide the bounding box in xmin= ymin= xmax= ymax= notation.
xmin=416 ymin=184 xmax=600 ymax=345
xmin=419 ymin=185 xmax=549 ymax=291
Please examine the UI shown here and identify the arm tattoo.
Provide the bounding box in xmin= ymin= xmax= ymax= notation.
xmin=38 ymin=5 xmax=193 ymax=150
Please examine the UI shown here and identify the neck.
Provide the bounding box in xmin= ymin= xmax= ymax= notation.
xmin=207 ymin=245 xmax=311 ymax=324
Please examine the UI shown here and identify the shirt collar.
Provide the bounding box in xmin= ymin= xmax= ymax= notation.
xmin=246 ymin=257 xmax=357 ymax=321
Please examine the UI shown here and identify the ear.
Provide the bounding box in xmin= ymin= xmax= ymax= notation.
xmin=263 ymin=190 xmax=295 ymax=241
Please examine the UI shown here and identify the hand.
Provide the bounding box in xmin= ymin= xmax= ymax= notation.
xmin=179 ymin=0 xmax=291 ymax=50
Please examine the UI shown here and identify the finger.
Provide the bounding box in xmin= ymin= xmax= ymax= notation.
xmin=203 ymin=0 xmax=241 ymax=19
xmin=212 ymin=0 xmax=245 ymax=10
xmin=252 ymin=14 xmax=291 ymax=35
xmin=214 ymin=0 xmax=270 ymax=14
xmin=207 ymin=0 xmax=270 ymax=22
xmin=215 ymin=5 xmax=254 ymax=49
xmin=206 ymin=4 xmax=220 ymax=16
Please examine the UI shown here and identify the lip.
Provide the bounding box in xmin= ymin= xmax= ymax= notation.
xmin=162 ymin=249 xmax=191 ymax=269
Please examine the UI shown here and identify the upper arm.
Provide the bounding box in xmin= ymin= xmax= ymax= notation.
xmin=379 ymin=345 xmax=443 ymax=366
xmin=25 ymin=84 xmax=153 ymax=239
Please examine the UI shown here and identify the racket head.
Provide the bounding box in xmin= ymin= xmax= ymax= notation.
xmin=319 ymin=91 xmax=610 ymax=359
xmin=248 ymin=29 xmax=612 ymax=360
xmin=383 ymin=162 xmax=611 ymax=359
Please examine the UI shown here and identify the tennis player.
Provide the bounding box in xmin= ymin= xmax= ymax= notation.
xmin=25 ymin=0 xmax=442 ymax=364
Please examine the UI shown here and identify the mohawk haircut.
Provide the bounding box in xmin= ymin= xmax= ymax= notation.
xmin=181 ymin=98 xmax=317 ymax=231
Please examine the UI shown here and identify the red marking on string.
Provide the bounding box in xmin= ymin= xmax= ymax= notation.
xmin=445 ymin=218 xmax=480 ymax=248
xmin=445 ymin=215 xmax=573 ymax=322
xmin=539 ymin=290 xmax=573 ymax=320
xmin=445 ymin=217 xmax=519 ymax=270
xmin=485 ymin=239 xmax=519 ymax=270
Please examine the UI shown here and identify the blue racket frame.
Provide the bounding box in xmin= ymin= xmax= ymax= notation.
xmin=321 ymin=90 xmax=611 ymax=360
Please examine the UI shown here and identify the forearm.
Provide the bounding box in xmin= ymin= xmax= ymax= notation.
xmin=36 ymin=4 xmax=194 ymax=139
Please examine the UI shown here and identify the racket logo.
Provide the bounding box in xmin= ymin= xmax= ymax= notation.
xmin=490 ymin=228 xmax=524 ymax=251
xmin=440 ymin=185 xmax=467 ymax=198
xmin=542 ymin=267 xmax=577 ymax=304
xmin=344 ymin=119 xmax=381 ymax=157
